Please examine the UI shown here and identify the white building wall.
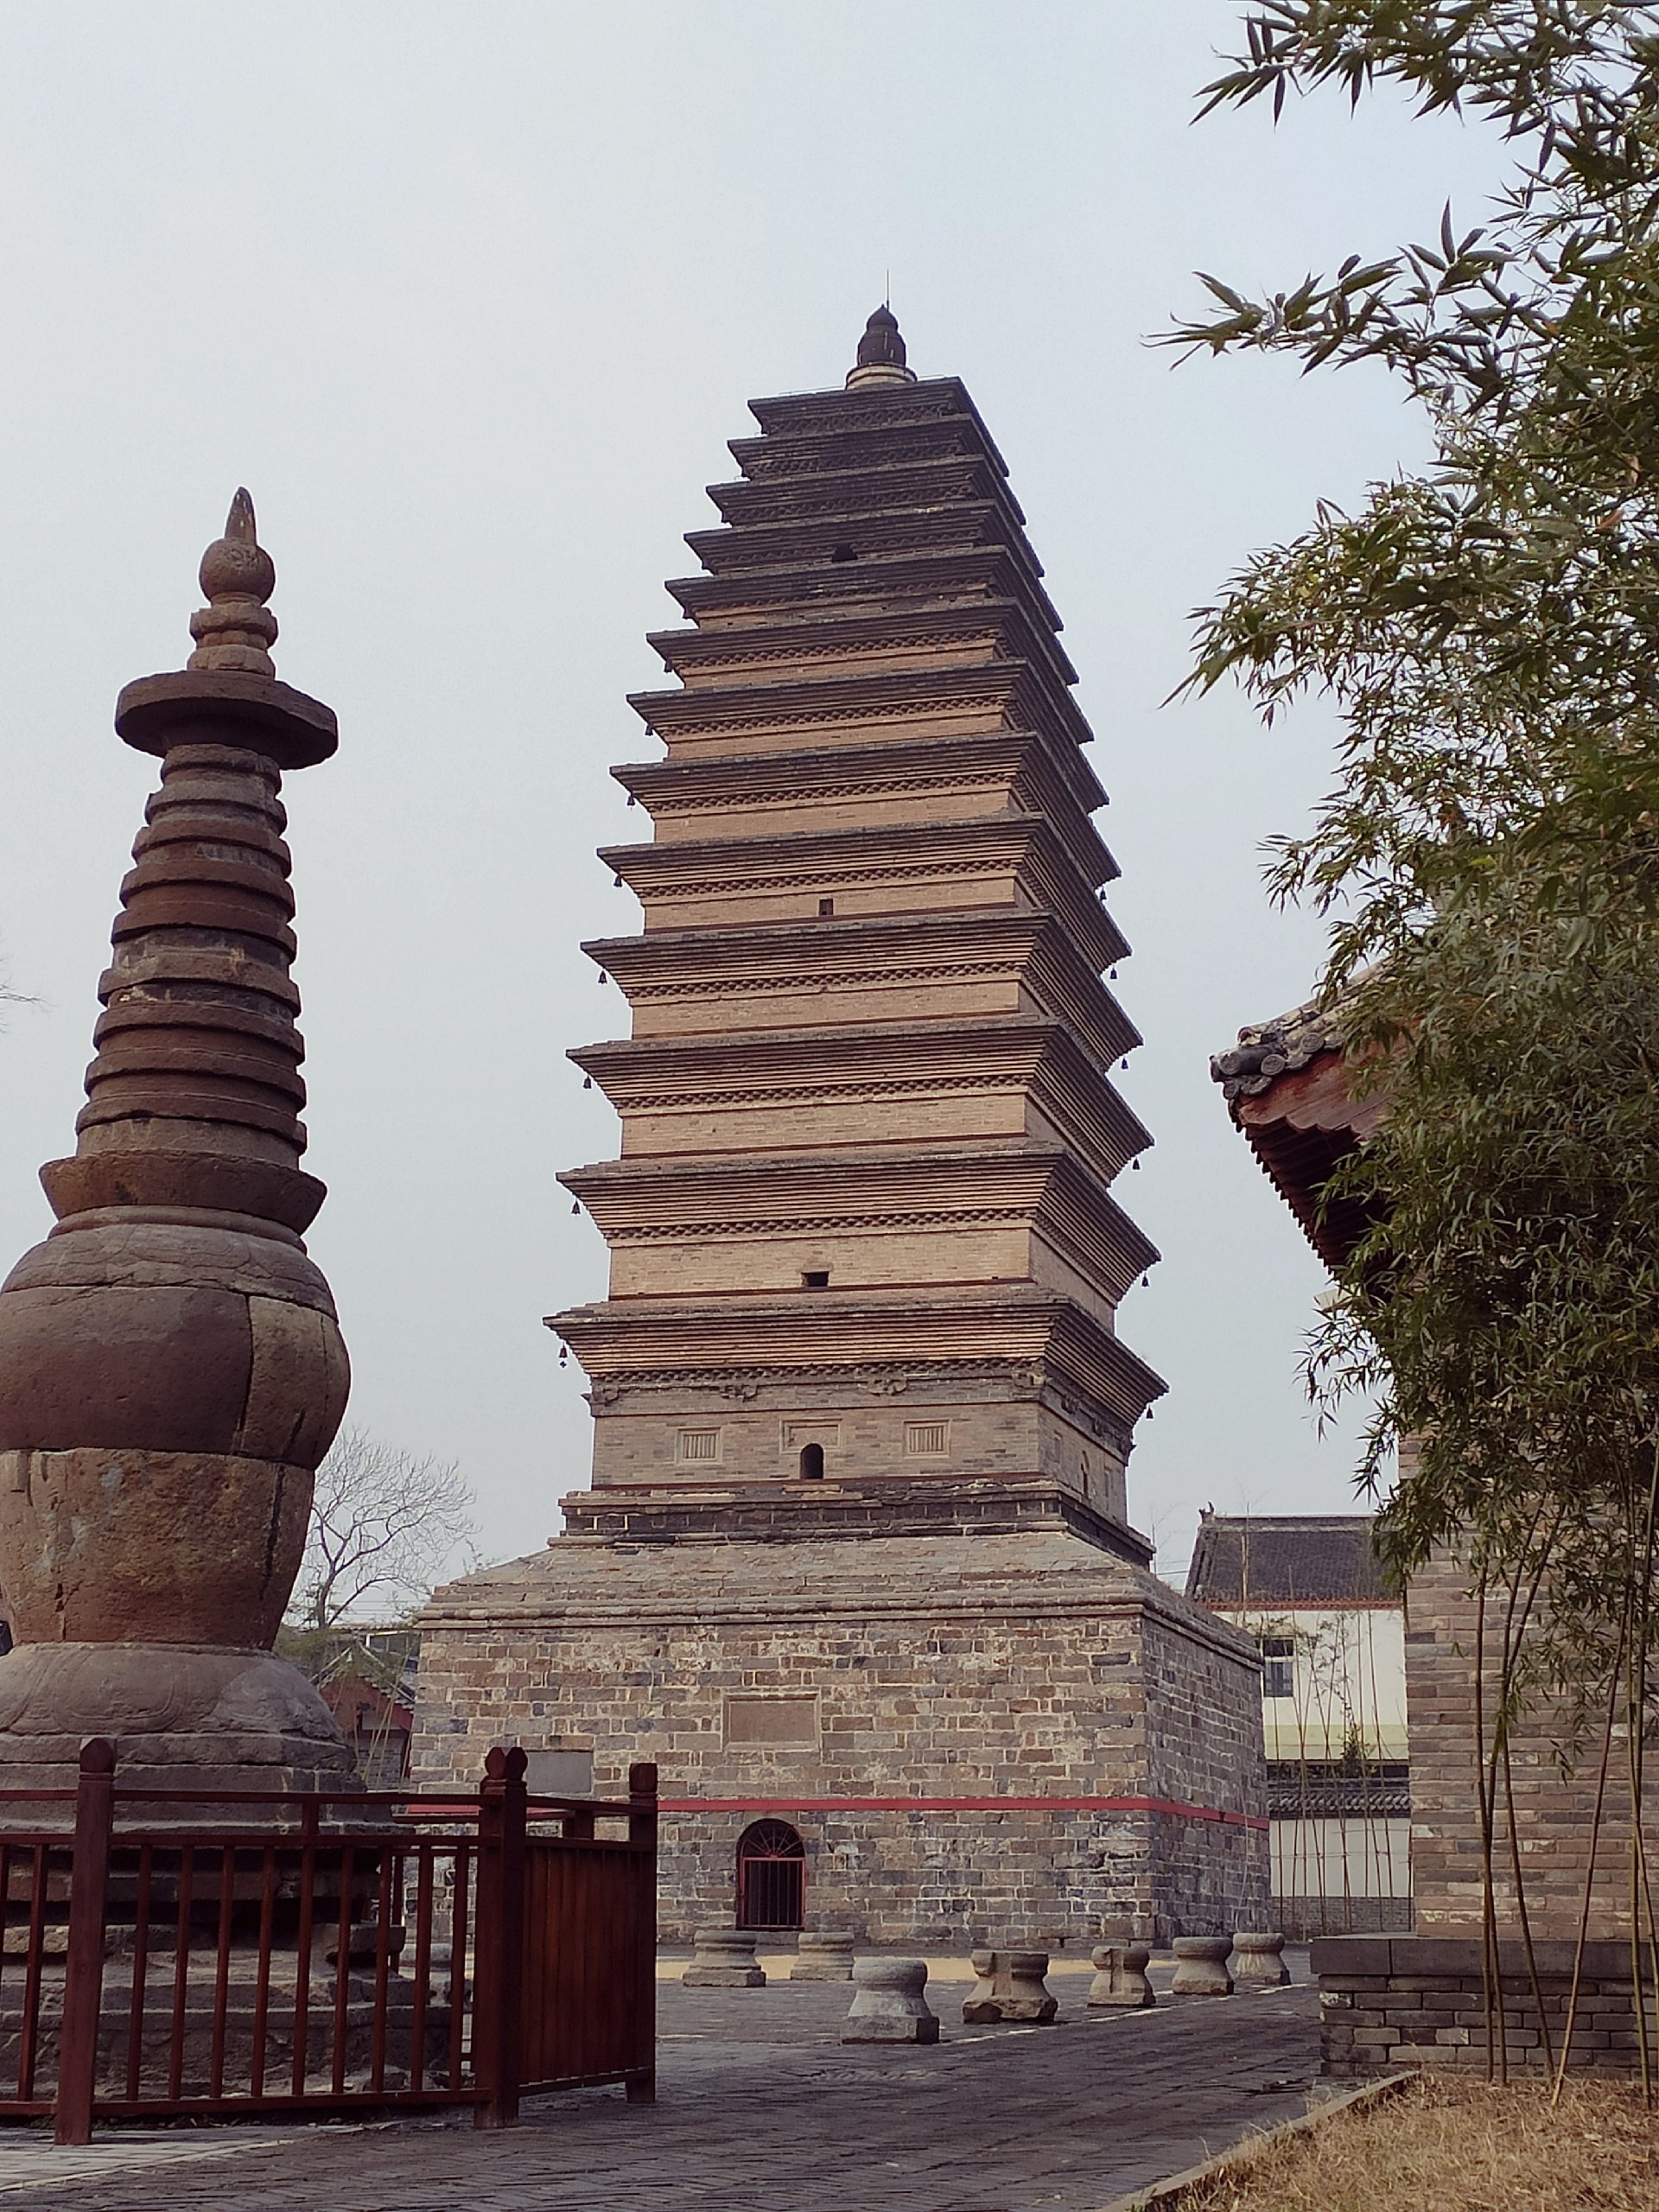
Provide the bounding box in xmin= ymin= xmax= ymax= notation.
xmin=1216 ymin=1603 xmax=1407 ymax=1763
xmin=1271 ymin=1813 xmax=1411 ymax=1902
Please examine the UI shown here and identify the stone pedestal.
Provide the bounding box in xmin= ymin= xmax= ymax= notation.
xmin=962 ymin=1949 xmax=1058 ymax=2024
xmin=791 ymin=1932 xmax=855 ymax=1981
xmin=683 ymin=1929 xmax=764 ymax=1987
xmin=1171 ymin=1936 xmax=1234 ymax=1995
xmin=842 ymin=1959 xmax=938 ymax=2044
xmin=0 ymin=1644 xmax=351 ymax=1800
xmin=415 ymin=1501 xmax=1271 ymax=1944
xmin=1087 ymin=1941 xmax=1154 ymax=2008
xmin=1231 ymin=1930 xmax=1289 ymax=1986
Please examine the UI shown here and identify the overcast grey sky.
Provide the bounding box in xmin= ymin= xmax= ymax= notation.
xmin=0 ymin=4 xmax=1504 ymax=1586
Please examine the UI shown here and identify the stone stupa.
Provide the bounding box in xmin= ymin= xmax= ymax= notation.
xmin=0 ymin=492 xmax=357 ymax=1802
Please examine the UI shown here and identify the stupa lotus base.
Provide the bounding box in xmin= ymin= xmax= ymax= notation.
xmin=0 ymin=1643 xmax=360 ymax=1809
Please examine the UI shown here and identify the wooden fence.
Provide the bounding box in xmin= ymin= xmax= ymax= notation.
xmin=0 ymin=1741 xmax=657 ymax=2144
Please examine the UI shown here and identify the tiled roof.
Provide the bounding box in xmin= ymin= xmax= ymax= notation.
xmin=1210 ymin=994 xmax=1348 ymax=1105
xmin=1185 ymin=1514 xmax=1391 ymax=1606
xmin=1266 ymin=1760 xmax=1410 ymax=1817
xmin=1207 ymin=978 xmax=1387 ymax=1271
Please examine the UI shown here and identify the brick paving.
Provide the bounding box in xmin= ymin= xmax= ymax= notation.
xmin=0 ymin=1961 xmax=1322 ymax=2212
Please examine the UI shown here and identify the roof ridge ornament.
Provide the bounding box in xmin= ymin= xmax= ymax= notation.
xmin=846 ymin=305 xmax=918 ymax=391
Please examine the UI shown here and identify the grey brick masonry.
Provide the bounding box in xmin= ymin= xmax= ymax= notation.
xmin=1314 ymin=1935 xmax=1657 ymax=2077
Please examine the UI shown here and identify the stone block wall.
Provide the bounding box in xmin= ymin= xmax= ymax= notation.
xmin=653 ymin=1804 xmax=1169 ymax=1948
xmin=1315 ymin=1935 xmax=1657 ymax=2077
xmin=1140 ymin=1608 xmax=1270 ymax=1934
xmin=412 ymin=1513 xmax=1268 ymax=1944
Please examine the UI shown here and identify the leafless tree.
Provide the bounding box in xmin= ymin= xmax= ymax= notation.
xmin=290 ymin=1427 xmax=479 ymax=1630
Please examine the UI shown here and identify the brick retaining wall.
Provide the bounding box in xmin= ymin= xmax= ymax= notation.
xmin=1314 ymin=1935 xmax=1657 ymax=2076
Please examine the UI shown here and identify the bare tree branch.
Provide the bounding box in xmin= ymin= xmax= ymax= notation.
xmin=290 ymin=1427 xmax=478 ymax=1630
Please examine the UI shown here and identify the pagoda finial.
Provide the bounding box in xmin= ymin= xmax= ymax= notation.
xmin=846 ymin=305 xmax=918 ymax=391
xmin=188 ymin=487 xmax=279 ymax=677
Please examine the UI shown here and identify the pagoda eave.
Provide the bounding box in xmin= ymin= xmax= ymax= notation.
xmin=684 ymin=505 xmax=1046 ymax=585
xmin=598 ymin=819 xmax=1126 ymax=969
xmin=664 ymin=545 xmax=1065 ymax=636
xmin=626 ymin=656 xmax=1095 ymax=757
xmin=611 ymin=732 xmax=1110 ymax=848
xmin=581 ymin=912 xmax=1141 ymax=1064
xmin=645 ymin=598 xmax=1081 ymax=690
xmin=705 ymin=452 xmax=1022 ymax=530
xmin=743 ymin=378 xmax=1012 ymax=472
xmin=560 ymin=1141 xmax=1159 ymax=1293
xmin=548 ymin=1282 xmax=1166 ymax=1433
xmin=568 ymin=1017 xmax=1152 ymax=1178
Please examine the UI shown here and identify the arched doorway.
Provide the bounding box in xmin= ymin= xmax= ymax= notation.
xmin=798 ymin=1442 xmax=824 ymax=1479
xmin=735 ymin=1819 xmax=805 ymax=1929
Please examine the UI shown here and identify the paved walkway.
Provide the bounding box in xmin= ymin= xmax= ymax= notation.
xmin=0 ymin=1959 xmax=1322 ymax=2212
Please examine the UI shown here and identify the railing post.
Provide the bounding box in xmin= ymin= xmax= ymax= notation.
xmin=473 ymin=1745 xmax=526 ymax=2129
xmin=626 ymin=1762 xmax=658 ymax=2104
xmin=55 ymin=1738 xmax=115 ymax=2146
xmin=628 ymin=1761 xmax=659 ymax=1853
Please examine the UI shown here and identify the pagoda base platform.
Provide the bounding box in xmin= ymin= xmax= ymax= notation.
xmin=413 ymin=1480 xmax=1268 ymax=1944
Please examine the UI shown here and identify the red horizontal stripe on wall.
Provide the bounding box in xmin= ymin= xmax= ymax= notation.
xmin=656 ymin=1794 xmax=1268 ymax=1831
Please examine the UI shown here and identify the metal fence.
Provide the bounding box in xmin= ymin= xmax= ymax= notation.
xmin=0 ymin=1740 xmax=657 ymax=2144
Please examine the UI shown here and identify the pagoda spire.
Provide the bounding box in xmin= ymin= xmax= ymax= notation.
xmin=845 ymin=304 xmax=917 ymax=390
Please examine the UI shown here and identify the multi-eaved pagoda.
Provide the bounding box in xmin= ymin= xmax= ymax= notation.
xmin=413 ymin=313 xmax=1267 ymax=1944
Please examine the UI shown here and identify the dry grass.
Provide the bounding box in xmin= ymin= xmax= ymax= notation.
xmin=1178 ymin=2075 xmax=1659 ymax=2212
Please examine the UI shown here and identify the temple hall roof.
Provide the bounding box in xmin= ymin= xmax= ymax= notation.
xmin=1208 ymin=981 xmax=1388 ymax=1273
xmin=1185 ymin=1513 xmax=1392 ymax=1608
xmin=1210 ymin=992 xmax=1350 ymax=1107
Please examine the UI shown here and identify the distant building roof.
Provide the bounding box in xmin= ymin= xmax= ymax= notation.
xmin=1185 ymin=1514 xmax=1391 ymax=1607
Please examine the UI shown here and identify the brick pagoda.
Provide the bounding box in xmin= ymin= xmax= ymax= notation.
xmin=414 ymin=314 xmax=1266 ymax=1944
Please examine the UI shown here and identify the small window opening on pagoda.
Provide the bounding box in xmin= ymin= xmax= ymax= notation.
xmin=736 ymin=1819 xmax=806 ymax=1929
xmin=830 ymin=543 xmax=857 ymax=563
xmin=799 ymin=1443 xmax=825 ymax=1480
xmin=802 ymin=1269 xmax=830 ymax=1289
xmin=817 ymin=897 xmax=835 ymax=918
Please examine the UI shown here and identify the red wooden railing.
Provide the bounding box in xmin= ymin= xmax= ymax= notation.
xmin=0 ymin=1741 xmax=656 ymax=2144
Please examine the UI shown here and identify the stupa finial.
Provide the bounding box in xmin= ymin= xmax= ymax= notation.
xmin=846 ymin=305 xmax=918 ymax=391
xmin=188 ymin=487 xmax=279 ymax=677
xmin=115 ymin=491 xmax=335 ymax=767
